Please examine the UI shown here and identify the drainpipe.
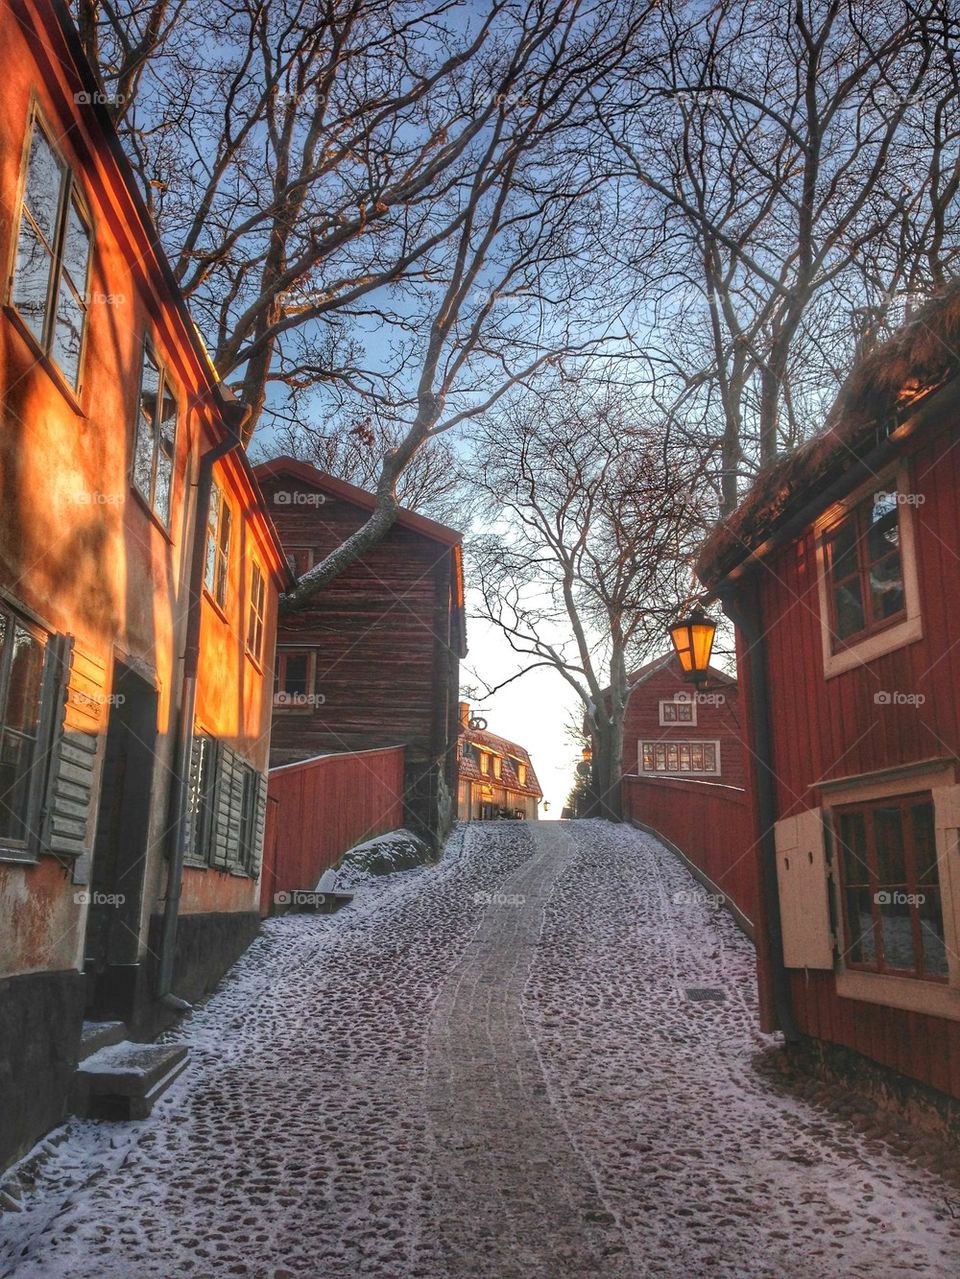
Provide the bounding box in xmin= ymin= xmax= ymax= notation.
xmin=157 ymin=422 xmax=243 ymax=1009
xmin=718 ymin=581 xmax=799 ymax=1043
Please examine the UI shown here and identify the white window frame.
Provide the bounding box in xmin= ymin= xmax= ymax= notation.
xmin=814 ymin=463 xmax=923 ymax=679
xmin=273 ymin=646 xmax=317 ymax=710
xmin=638 ymin=739 xmax=721 ymax=777
xmin=658 ymin=695 xmax=697 ymax=727
xmin=823 ymin=763 xmax=960 ymax=1020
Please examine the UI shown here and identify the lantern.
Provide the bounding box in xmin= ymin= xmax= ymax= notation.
xmin=668 ymin=604 xmax=717 ymax=684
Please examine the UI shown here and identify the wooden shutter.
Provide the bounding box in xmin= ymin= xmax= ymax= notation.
xmin=210 ymin=745 xmax=246 ymax=872
xmin=248 ymin=771 xmax=268 ymax=879
xmin=774 ymin=808 xmax=834 ymax=969
xmin=39 ymin=637 xmax=107 ymax=883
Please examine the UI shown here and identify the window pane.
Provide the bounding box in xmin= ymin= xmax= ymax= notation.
xmin=869 ymin=554 xmax=905 ymax=622
xmin=912 ymin=802 xmax=939 ymax=888
xmin=0 ymin=731 xmax=35 ymax=842
xmin=834 ymin=578 xmax=865 ymax=639
xmin=12 ymin=216 xmax=53 ymax=343
xmin=5 ymin=626 xmax=43 ymax=734
xmin=704 ymin=744 xmax=717 ymax=771
xmin=154 ymin=451 xmax=172 ymax=526
xmin=918 ymin=889 xmax=949 ymax=977
xmin=215 ymin=505 xmax=231 ymax=605
xmin=51 ymin=278 xmax=85 ymax=387
xmin=873 ymin=806 xmax=906 ymax=885
xmin=876 ymin=890 xmax=915 ymax=971
xmin=662 ymin=702 xmax=677 ymax=722
xmin=866 ymin=489 xmax=899 ymax=561
xmin=159 ymin=379 xmax=177 ymax=457
xmin=838 ymin=811 xmax=869 ymax=887
xmin=135 ymin=353 xmax=160 ymax=500
xmin=827 ymin=517 xmax=858 ymax=577
xmin=284 ymin=654 xmax=308 ymax=696
xmin=205 ymin=487 xmax=220 ymax=592
xmin=61 ymin=198 xmax=90 ymax=294
xmin=845 ymin=888 xmax=877 ymax=964
xmin=23 ymin=127 xmax=63 ymax=245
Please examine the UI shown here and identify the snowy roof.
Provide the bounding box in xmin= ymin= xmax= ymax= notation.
xmin=458 ymin=725 xmax=542 ymax=799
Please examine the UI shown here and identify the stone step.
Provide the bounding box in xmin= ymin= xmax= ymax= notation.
xmin=79 ymin=1020 xmax=127 ymax=1061
xmin=74 ymin=1041 xmax=189 ymax=1121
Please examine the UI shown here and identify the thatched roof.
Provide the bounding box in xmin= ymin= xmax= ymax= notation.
xmin=697 ymin=280 xmax=960 ymax=587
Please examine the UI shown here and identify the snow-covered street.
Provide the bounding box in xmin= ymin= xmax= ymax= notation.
xmin=3 ymin=820 xmax=960 ymax=1278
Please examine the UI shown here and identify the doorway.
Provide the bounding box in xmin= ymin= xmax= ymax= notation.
xmin=84 ymin=663 xmax=158 ymax=1020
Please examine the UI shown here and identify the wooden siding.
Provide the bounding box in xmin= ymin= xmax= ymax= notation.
xmin=259 ymin=747 xmax=405 ymax=915
xmin=260 ymin=470 xmax=460 ymax=769
xmin=622 ymin=774 xmax=757 ymax=925
xmin=623 ymin=659 xmax=746 ymax=789
xmin=749 ymin=420 xmax=960 ymax=1098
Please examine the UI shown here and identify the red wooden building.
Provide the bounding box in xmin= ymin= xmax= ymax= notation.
xmin=618 ymin=654 xmax=756 ymax=927
xmin=254 ymin=457 xmax=467 ymax=850
xmin=0 ymin=0 xmax=287 ymax=1168
xmin=698 ymin=283 xmax=960 ymax=1103
xmin=621 ymin=653 xmax=744 ymax=788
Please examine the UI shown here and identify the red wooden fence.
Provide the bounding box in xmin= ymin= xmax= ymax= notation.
xmin=621 ymin=773 xmax=758 ymax=929
xmin=260 ymin=747 xmax=405 ymax=915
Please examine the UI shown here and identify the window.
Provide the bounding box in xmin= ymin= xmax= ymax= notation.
xmin=834 ymin=793 xmax=947 ymax=982
xmin=204 ymin=483 xmax=232 ymax=608
xmin=274 ymin=649 xmax=315 ymax=708
xmin=823 ymin=485 xmax=905 ymax=646
xmin=237 ymin=764 xmax=260 ymax=874
xmin=479 ymin=752 xmax=490 ymax=775
xmin=10 ymin=115 xmax=91 ymax=388
xmin=640 ymin=740 xmax=720 ymax=776
xmin=0 ymin=609 xmax=46 ymax=848
xmin=516 ymin=762 xmax=527 ymax=786
xmin=659 ymin=696 xmax=696 ymax=726
xmin=246 ymin=563 xmax=266 ymax=662
xmin=185 ymin=733 xmax=218 ymax=865
xmin=493 ymin=756 xmax=502 ymax=780
xmin=132 ymin=343 xmax=177 ymax=525
xmin=285 ymin=548 xmax=313 ymax=578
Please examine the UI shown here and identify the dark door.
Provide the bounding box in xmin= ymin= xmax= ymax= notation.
xmin=84 ymin=664 xmax=158 ymax=1019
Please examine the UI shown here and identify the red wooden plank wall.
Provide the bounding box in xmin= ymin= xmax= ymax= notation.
xmin=260 ymin=747 xmax=405 ymax=915
xmin=622 ymin=774 xmax=759 ymax=926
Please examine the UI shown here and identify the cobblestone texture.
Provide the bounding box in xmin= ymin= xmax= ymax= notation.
xmin=2 ymin=820 xmax=959 ymax=1279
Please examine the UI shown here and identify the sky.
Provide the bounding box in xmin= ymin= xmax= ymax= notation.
xmin=460 ymin=599 xmax=585 ymax=815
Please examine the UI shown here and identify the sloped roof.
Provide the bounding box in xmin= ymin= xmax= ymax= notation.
xmin=458 ymin=725 xmax=543 ymax=799
xmin=254 ymin=456 xmax=463 ymax=546
xmin=697 ymin=281 xmax=960 ymax=587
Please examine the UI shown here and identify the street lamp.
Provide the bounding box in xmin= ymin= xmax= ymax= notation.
xmin=668 ymin=603 xmax=717 ymax=685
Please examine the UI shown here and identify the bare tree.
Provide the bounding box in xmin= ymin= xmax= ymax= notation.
xmin=471 ymin=384 xmax=701 ymax=820
xmin=600 ymin=0 xmax=960 ymax=512
xmin=78 ymin=0 xmax=657 ymax=600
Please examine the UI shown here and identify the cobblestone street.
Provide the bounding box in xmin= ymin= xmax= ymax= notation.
xmin=3 ymin=821 xmax=960 ymax=1278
